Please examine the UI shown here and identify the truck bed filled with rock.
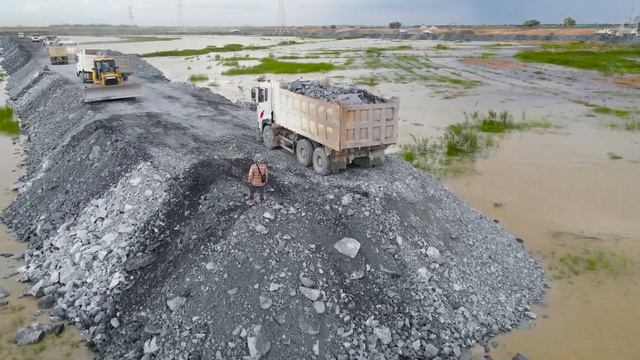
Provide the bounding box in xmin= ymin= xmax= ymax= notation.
xmin=0 ymin=36 xmax=545 ymax=360
xmin=287 ymin=80 xmax=387 ymax=105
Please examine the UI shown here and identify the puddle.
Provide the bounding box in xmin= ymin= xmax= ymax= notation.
xmin=0 ymin=73 xmax=92 ymax=359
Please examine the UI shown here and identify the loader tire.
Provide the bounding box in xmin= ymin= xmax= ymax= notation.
xmin=262 ymin=125 xmax=278 ymax=150
xmin=312 ymin=147 xmax=332 ymax=176
xmin=296 ymin=139 xmax=314 ymax=167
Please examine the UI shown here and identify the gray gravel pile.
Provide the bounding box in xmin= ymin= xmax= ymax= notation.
xmin=17 ymin=163 xmax=170 ymax=343
xmin=287 ymin=80 xmax=387 ymax=105
xmin=1 ymin=36 xmax=545 ymax=360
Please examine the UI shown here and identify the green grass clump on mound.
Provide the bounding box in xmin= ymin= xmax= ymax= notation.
xmin=222 ymin=58 xmax=334 ymax=75
xmin=0 ymin=106 xmax=20 ymax=135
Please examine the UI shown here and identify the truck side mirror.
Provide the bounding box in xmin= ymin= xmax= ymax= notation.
xmin=251 ymin=88 xmax=257 ymax=103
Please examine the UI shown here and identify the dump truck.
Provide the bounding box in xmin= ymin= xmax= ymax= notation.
xmin=48 ymin=46 xmax=69 ymax=65
xmin=251 ymin=80 xmax=399 ymax=175
xmin=76 ymin=49 xmax=142 ymax=103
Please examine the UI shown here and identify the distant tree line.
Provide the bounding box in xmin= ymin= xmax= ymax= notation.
xmin=521 ymin=18 xmax=577 ymax=27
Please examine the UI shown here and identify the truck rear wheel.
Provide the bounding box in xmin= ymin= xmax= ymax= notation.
xmin=262 ymin=124 xmax=278 ymax=150
xmin=312 ymin=147 xmax=332 ymax=176
xmin=296 ymin=139 xmax=314 ymax=167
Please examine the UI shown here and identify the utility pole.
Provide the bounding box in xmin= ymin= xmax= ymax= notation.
xmin=177 ymin=0 xmax=185 ymax=32
xmin=277 ymin=0 xmax=286 ymax=32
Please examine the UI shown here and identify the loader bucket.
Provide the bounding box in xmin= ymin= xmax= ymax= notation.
xmin=83 ymin=83 xmax=143 ymax=103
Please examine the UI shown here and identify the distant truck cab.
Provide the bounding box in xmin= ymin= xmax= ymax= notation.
xmin=18 ymin=32 xmax=25 ymax=39
xmin=251 ymin=80 xmax=399 ymax=176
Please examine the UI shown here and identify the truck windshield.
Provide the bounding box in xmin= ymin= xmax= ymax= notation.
xmin=96 ymin=60 xmax=116 ymax=73
xmin=258 ymin=88 xmax=268 ymax=103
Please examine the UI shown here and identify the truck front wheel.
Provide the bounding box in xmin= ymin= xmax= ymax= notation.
xmin=312 ymin=147 xmax=332 ymax=176
xmin=296 ymin=139 xmax=314 ymax=167
xmin=262 ymin=124 xmax=278 ymax=150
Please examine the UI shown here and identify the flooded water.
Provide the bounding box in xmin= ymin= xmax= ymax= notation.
xmin=34 ymin=35 xmax=640 ymax=358
xmin=445 ymin=125 xmax=640 ymax=359
xmin=0 ymin=74 xmax=92 ymax=359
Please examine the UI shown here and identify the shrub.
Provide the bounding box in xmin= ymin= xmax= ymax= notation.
xmin=563 ymin=17 xmax=577 ymax=27
xmin=523 ymin=19 xmax=541 ymax=27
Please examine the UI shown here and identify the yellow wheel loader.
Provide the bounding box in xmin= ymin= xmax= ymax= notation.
xmin=77 ymin=49 xmax=143 ymax=103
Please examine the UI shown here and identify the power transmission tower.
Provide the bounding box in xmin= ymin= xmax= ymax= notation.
xmin=277 ymin=0 xmax=286 ymax=32
xmin=128 ymin=6 xmax=135 ymax=30
xmin=177 ymin=0 xmax=185 ymax=31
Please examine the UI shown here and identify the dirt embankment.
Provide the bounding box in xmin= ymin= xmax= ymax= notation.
xmin=0 ymin=36 xmax=545 ymax=359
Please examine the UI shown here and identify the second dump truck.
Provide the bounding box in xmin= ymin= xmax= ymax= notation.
xmin=76 ymin=49 xmax=142 ymax=103
xmin=48 ymin=46 xmax=69 ymax=65
xmin=252 ymin=80 xmax=399 ymax=175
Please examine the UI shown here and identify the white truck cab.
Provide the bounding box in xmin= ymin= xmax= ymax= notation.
xmin=251 ymin=82 xmax=273 ymax=133
xmin=250 ymin=79 xmax=399 ymax=175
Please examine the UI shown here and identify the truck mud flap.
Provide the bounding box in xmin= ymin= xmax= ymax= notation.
xmin=83 ymin=83 xmax=143 ymax=103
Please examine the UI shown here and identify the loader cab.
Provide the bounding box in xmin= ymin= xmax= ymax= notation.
xmin=93 ymin=59 xmax=119 ymax=86
xmin=251 ymin=86 xmax=272 ymax=130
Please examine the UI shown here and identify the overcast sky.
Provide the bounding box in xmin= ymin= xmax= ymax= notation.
xmin=0 ymin=0 xmax=637 ymax=27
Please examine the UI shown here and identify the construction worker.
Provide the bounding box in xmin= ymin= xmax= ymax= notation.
xmin=246 ymin=154 xmax=268 ymax=205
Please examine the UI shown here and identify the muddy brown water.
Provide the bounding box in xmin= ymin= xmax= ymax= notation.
xmin=445 ymin=126 xmax=640 ymax=360
xmin=0 ymin=84 xmax=92 ymax=359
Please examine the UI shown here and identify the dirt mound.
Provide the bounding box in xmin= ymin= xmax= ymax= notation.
xmin=1 ymin=36 xmax=545 ymax=360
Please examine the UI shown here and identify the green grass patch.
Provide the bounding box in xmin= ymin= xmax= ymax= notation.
xmin=278 ymin=54 xmax=320 ymax=60
xmin=608 ymin=152 xmax=623 ymax=160
xmin=0 ymin=106 xmax=20 ymax=135
xmin=354 ymin=75 xmax=380 ymax=87
xmin=486 ymin=43 xmax=515 ymax=48
xmin=434 ymin=76 xmax=482 ymax=88
xmin=222 ymin=60 xmax=240 ymax=67
xmin=515 ymin=43 xmax=640 ymax=74
xmin=552 ymin=249 xmax=633 ymax=279
xmin=402 ymin=109 xmax=556 ymax=176
xmin=433 ymin=44 xmax=451 ymax=50
xmin=83 ymin=36 xmax=180 ymax=45
xmin=142 ymin=41 xmax=301 ymax=58
xmin=593 ymin=106 xmax=630 ymax=117
xmin=188 ymin=74 xmax=209 ymax=82
xmin=222 ymin=58 xmax=334 ymax=75
xmin=481 ymin=52 xmax=497 ymax=58
xmin=365 ymin=45 xmax=413 ymax=54
xmin=625 ymin=120 xmax=640 ymax=131
xmin=444 ymin=122 xmax=479 ymax=157
xmin=343 ymin=58 xmax=355 ymax=66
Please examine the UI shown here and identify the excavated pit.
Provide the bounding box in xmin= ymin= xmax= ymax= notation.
xmin=0 ymin=36 xmax=545 ymax=360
